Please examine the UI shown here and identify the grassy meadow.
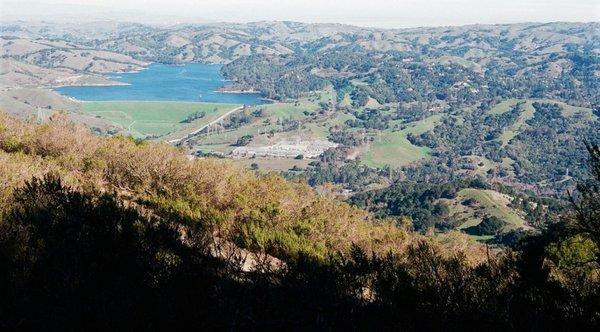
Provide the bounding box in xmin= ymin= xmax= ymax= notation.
xmin=82 ymin=101 xmax=239 ymax=138
xmin=490 ymin=99 xmax=594 ymax=146
xmin=442 ymin=188 xmax=528 ymax=233
xmin=361 ymin=114 xmax=443 ymax=168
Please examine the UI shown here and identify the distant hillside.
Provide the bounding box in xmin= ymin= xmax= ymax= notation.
xmin=218 ymin=22 xmax=599 ymax=103
xmin=0 ymin=37 xmax=147 ymax=87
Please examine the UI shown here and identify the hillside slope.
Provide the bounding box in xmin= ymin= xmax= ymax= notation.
xmin=1 ymin=113 xmax=470 ymax=260
xmin=0 ymin=114 xmax=598 ymax=330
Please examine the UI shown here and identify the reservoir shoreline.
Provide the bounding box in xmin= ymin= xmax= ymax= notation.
xmin=54 ymin=63 xmax=270 ymax=105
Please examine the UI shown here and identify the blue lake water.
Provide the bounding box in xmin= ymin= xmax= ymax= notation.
xmin=55 ymin=63 xmax=268 ymax=105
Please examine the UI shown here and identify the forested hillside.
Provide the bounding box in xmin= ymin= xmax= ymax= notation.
xmin=0 ymin=114 xmax=599 ymax=329
xmin=220 ymin=22 xmax=599 ymax=104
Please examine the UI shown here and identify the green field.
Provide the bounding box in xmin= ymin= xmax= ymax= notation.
xmin=82 ymin=101 xmax=240 ymax=138
xmin=490 ymin=98 xmax=594 ymax=117
xmin=231 ymin=157 xmax=311 ymax=172
xmin=301 ymin=112 xmax=354 ymax=140
xmin=490 ymin=99 xmax=594 ymax=146
xmin=339 ymin=93 xmax=352 ymax=108
xmin=260 ymin=103 xmax=311 ymax=120
xmin=361 ymin=114 xmax=443 ymax=168
xmin=489 ymin=99 xmax=521 ymax=115
xmin=496 ymin=100 xmax=535 ymax=146
xmin=443 ymin=188 xmax=528 ymax=233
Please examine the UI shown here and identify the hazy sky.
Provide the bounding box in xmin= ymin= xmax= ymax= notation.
xmin=2 ymin=0 xmax=599 ymax=28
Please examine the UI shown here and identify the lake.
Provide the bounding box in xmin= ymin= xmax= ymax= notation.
xmin=55 ymin=63 xmax=269 ymax=105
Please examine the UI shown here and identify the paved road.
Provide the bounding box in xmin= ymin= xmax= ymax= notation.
xmin=168 ymin=106 xmax=244 ymax=144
